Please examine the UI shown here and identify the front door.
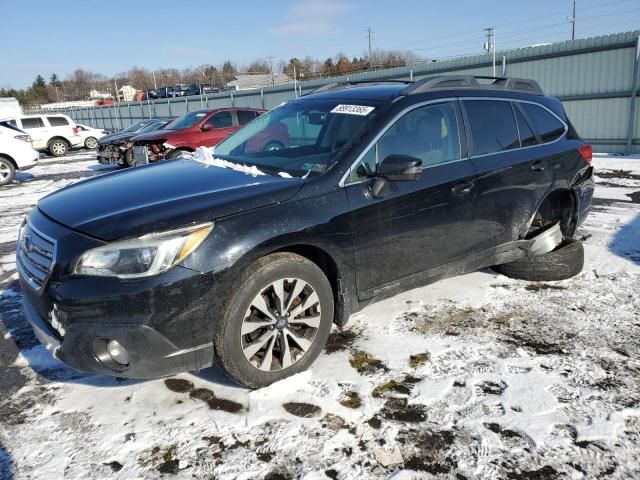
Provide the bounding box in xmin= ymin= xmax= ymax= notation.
xmin=345 ymin=101 xmax=478 ymax=299
xmin=200 ymin=110 xmax=237 ymax=147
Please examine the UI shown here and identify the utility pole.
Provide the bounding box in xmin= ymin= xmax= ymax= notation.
xmin=368 ymin=27 xmax=373 ymax=68
xmin=570 ymin=0 xmax=577 ymax=40
xmin=293 ymin=64 xmax=297 ymax=98
xmin=266 ymin=56 xmax=276 ymax=86
xmin=152 ymin=69 xmax=157 ymax=89
xmin=484 ymin=27 xmax=496 ymax=76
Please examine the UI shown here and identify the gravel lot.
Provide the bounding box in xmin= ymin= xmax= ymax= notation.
xmin=0 ymin=151 xmax=639 ymax=479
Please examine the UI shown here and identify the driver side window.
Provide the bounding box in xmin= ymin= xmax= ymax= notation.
xmin=347 ymin=102 xmax=461 ymax=183
xmin=204 ymin=111 xmax=233 ymax=129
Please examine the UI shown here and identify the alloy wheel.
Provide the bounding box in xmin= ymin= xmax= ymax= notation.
xmin=241 ymin=278 xmax=321 ymax=372
xmin=0 ymin=162 xmax=11 ymax=181
xmin=85 ymin=137 xmax=98 ymax=149
xmin=51 ymin=141 xmax=67 ymax=156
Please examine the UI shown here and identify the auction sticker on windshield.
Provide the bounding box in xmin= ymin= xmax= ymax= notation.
xmin=330 ymin=104 xmax=375 ymax=116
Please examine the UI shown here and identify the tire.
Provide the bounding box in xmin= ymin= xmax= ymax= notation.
xmin=214 ymin=252 xmax=334 ymax=389
xmin=167 ymin=149 xmax=191 ymax=160
xmin=84 ymin=137 xmax=98 ymax=150
xmin=493 ymin=238 xmax=584 ymax=281
xmin=0 ymin=157 xmax=16 ymax=186
xmin=263 ymin=141 xmax=284 ymax=152
xmin=48 ymin=139 xmax=69 ymax=157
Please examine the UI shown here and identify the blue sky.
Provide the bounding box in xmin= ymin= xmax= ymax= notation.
xmin=1 ymin=0 xmax=639 ymax=89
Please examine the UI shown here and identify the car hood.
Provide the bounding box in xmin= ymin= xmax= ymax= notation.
xmin=98 ymin=131 xmax=138 ymax=145
xmin=37 ymin=159 xmax=304 ymax=241
xmin=132 ymin=129 xmax=179 ymax=143
xmin=99 ymin=131 xmax=140 ymax=145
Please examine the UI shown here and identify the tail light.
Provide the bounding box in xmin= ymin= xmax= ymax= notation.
xmin=73 ymin=127 xmax=79 ymax=135
xmin=578 ymin=144 xmax=592 ymax=165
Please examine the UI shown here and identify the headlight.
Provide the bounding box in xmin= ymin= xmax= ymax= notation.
xmin=73 ymin=223 xmax=213 ymax=278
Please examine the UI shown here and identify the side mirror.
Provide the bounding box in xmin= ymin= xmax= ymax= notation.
xmin=200 ymin=123 xmax=213 ymax=132
xmin=378 ymin=155 xmax=422 ymax=181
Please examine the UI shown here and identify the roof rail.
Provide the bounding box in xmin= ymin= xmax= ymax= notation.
xmin=304 ymin=79 xmax=412 ymax=96
xmin=400 ymin=75 xmax=544 ymax=96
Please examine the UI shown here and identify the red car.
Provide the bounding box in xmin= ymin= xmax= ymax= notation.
xmin=131 ymin=107 xmax=266 ymax=163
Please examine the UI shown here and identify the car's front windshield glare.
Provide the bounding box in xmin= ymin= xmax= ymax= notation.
xmin=213 ymin=99 xmax=381 ymax=177
xmin=138 ymin=121 xmax=163 ymax=134
xmin=124 ymin=121 xmax=152 ymax=133
xmin=165 ymin=111 xmax=208 ymax=130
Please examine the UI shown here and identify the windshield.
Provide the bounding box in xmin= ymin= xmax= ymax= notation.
xmin=213 ymin=98 xmax=381 ymax=177
xmin=122 ymin=121 xmax=148 ymax=133
xmin=165 ymin=111 xmax=208 ymax=130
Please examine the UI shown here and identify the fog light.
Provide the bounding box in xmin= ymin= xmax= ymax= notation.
xmin=106 ymin=340 xmax=130 ymax=366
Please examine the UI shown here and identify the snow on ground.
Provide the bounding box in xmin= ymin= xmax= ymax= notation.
xmin=0 ymin=151 xmax=639 ymax=479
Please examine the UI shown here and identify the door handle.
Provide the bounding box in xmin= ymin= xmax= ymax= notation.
xmin=451 ymin=181 xmax=474 ymax=195
xmin=531 ymin=161 xmax=546 ymax=172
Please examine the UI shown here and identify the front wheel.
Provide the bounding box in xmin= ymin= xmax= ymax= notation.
xmin=0 ymin=157 xmax=16 ymax=186
xmin=167 ymin=149 xmax=191 ymax=160
xmin=215 ymin=253 xmax=334 ymax=389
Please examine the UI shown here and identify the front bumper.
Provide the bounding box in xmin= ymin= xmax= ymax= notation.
xmin=18 ymin=208 xmax=220 ymax=379
xmin=18 ymin=155 xmax=39 ymax=171
xmin=97 ymin=146 xmax=123 ymax=164
xmin=22 ymin=295 xmax=214 ymax=378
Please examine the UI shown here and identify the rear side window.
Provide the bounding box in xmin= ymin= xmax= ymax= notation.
xmin=21 ymin=117 xmax=45 ymax=129
xmin=47 ymin=116 xmax=69 ymax=127
xmin=514 ymin=105 xmax=538 ymax=147
xmin=237 ymin=110 xmax=258 ymax=126
xmin=521 ymin=103 xmax=566 ymax=142
xmin=464 ymin=100 xmax=519 ymax=156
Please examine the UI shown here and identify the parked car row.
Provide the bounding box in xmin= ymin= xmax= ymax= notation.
xmin=143 ymin=83 xmax=220 ymax=101
xmin=0 ymin=114 xmax=107 ymax=156
xmin=96 ymin=107 xmax=268 ymax=167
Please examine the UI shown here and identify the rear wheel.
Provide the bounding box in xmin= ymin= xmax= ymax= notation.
xmin=0 ymin=157 xmax=16 ymax=186
xmin=84 ymin=137 xmax=98 ymax=150
xmin=493 ymin=238 xmax=584 ymax=281
xmin=48 ymin=139 xmax=68 ymax=157
xmin=215 ymin=253 xmax=334 ymax=389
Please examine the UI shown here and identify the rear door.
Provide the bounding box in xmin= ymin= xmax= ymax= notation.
xmin=46 ymin=116 xmax=76 ymax=145
xmin=345 ymin=100 xmax=478 ymax=298
xmin=461 ymin=98 xmax=547 ymax=250
xmin=18 ymin=117 xmax=47 ymax=150
xmin=199 ymin=110 xmax=235 ymax=147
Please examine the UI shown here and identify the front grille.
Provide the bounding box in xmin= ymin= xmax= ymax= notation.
xmin=16 ymin=221 xmax=56 ymax=291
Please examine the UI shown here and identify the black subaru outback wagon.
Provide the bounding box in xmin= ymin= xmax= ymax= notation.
xmin=18 ymin=76 xmax=594 ymax=388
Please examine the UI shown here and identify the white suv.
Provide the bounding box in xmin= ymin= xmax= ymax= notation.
xmin=0 ymin=114 xmax=82 ymax=157
xmin=0 ymin=123 xmax=39 ymax=185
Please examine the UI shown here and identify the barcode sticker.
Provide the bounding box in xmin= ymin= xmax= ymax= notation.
xmin=330 ymin=104 xmax=375 ymax=116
